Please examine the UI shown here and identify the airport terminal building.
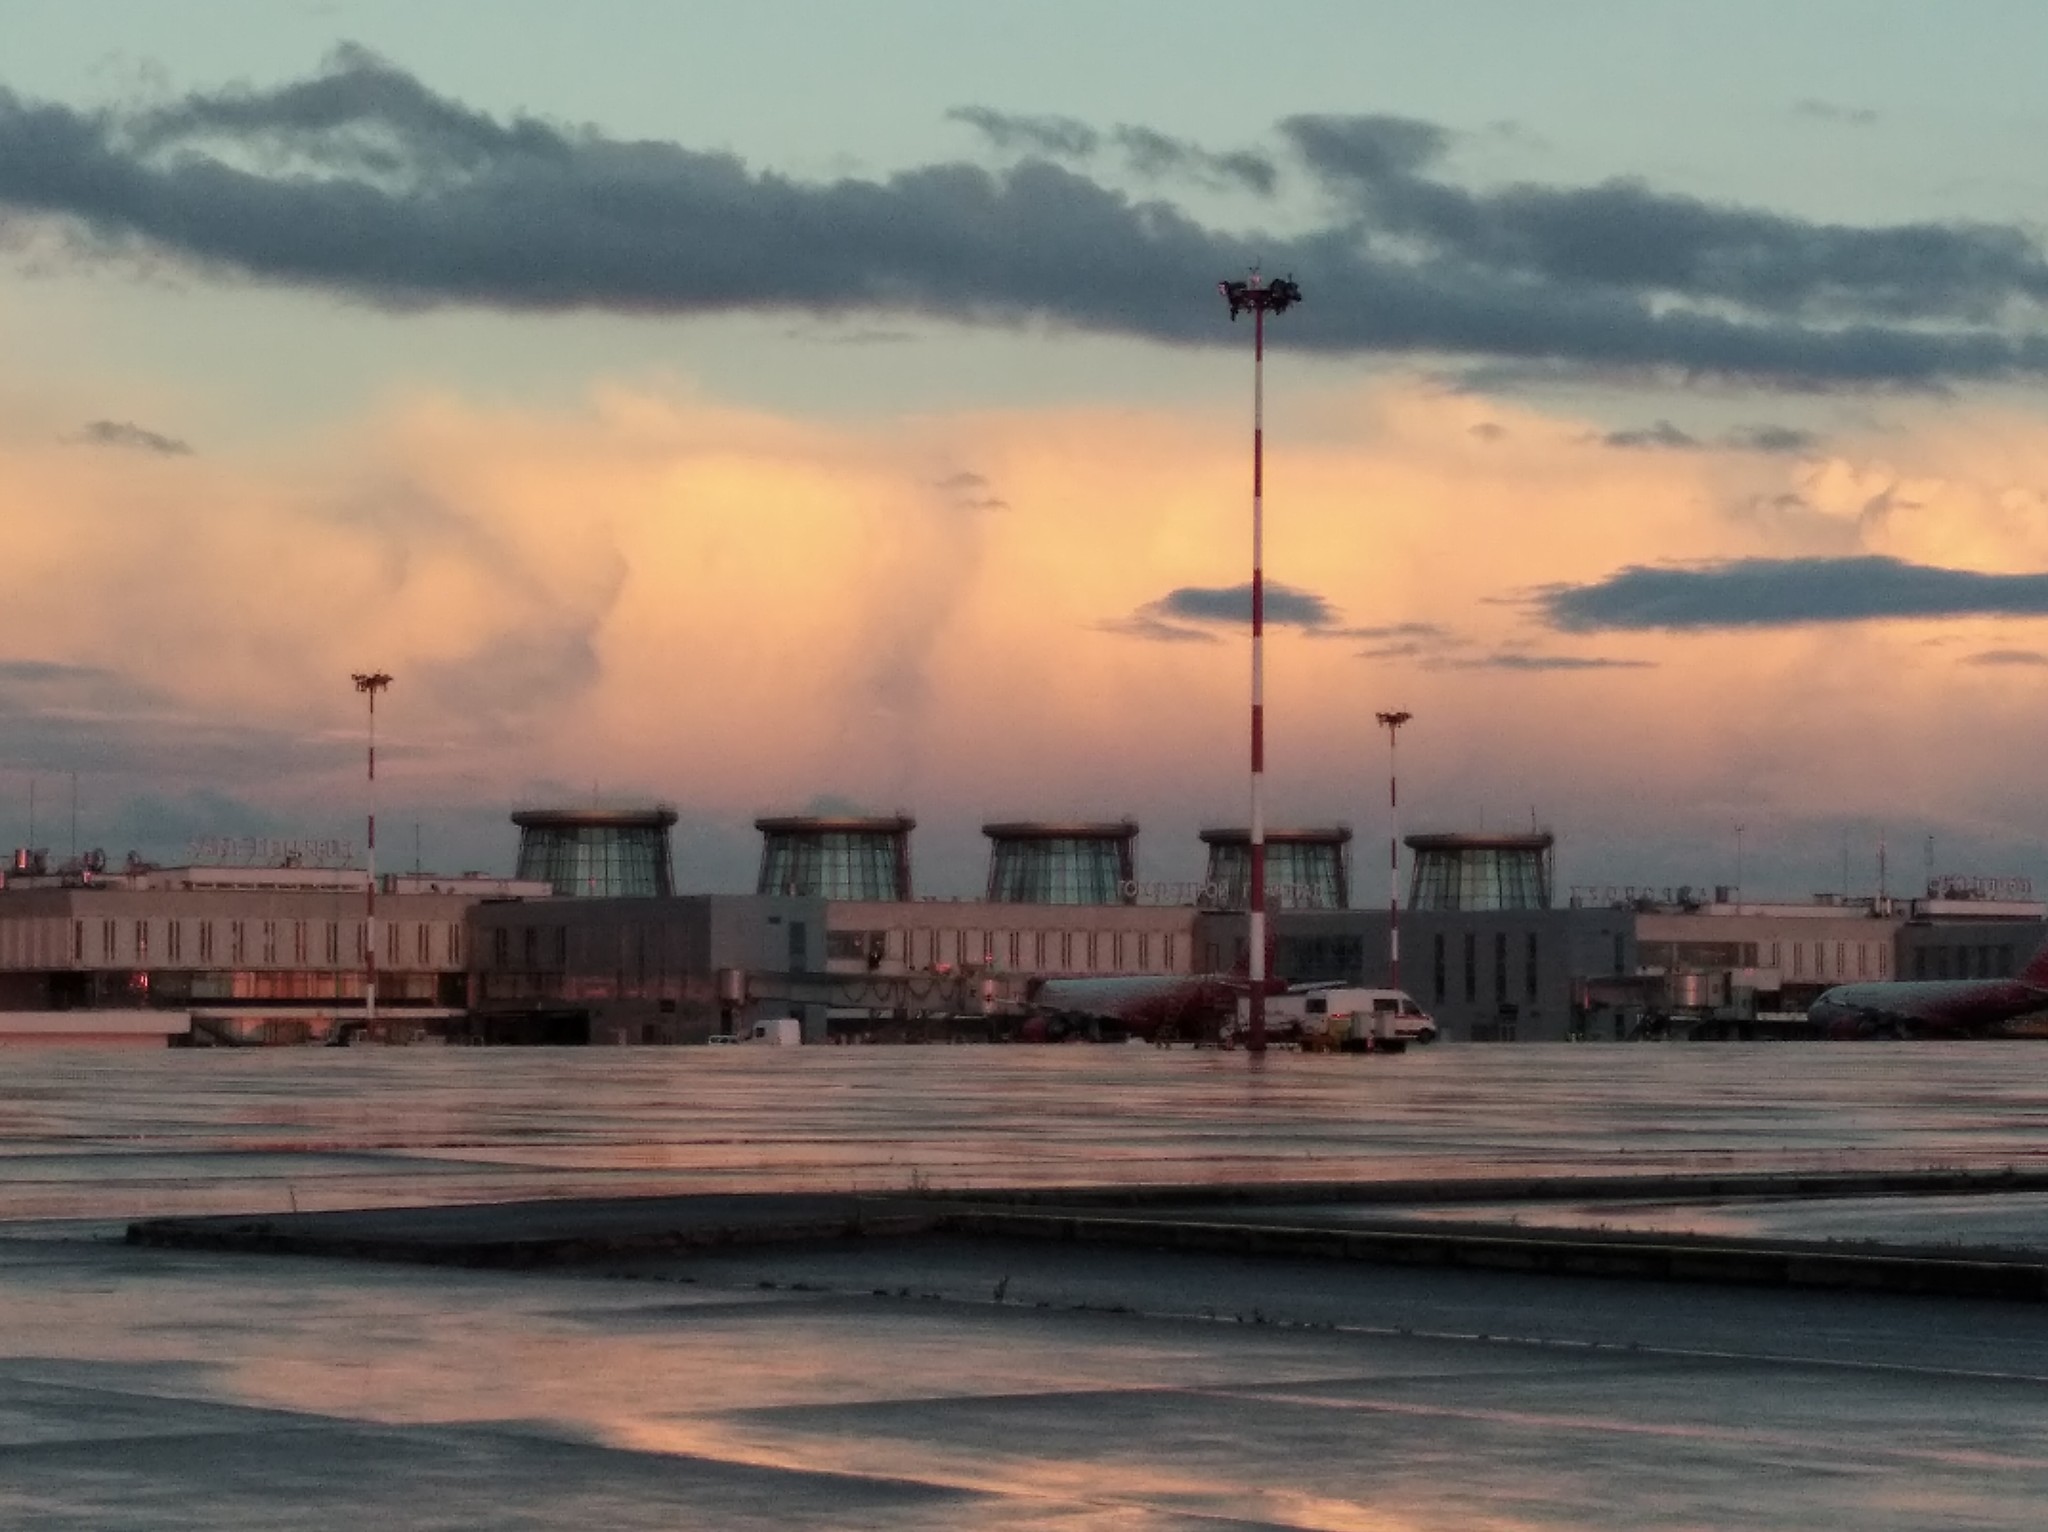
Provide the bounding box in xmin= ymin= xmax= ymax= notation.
xmin=0 ymin=850 xmax=548 ymax=1046
xmin=8 ymin=809 xmax=2041 ymax=1045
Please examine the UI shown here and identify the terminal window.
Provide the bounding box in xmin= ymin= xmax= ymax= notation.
xmin=1463 ymin=933 xmax=1477 ymax=1002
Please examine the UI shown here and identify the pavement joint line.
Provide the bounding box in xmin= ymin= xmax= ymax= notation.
xmin=122 ymin=1176 xmax=2048 ymax=1301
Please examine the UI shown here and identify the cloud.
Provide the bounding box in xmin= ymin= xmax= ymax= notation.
xmin=1725 ymin=424 xmax=1820 ymax=454
xmin=951 ymin=107 xmax=1276 ymax=193
xmin=1094 ymin=613 xmax=1221 ymax=644
xmin=1102 ymin=580 xmax=1340 ymax=643
xmin=1540 ymin=555 xmax=2048 ymax=631
xmin=5 ymin=53 xmax=2048 ymax=386
xmin=1105 ymin=125 xmax=1277 ymax=195
xmin=1336 ymin=621 xmax=1450 ymax=641
xmin=1793 ymin=99 xmax=1879 ymax=127
xmin=933 ymin=469 xmax=1008 ymax=510
xmin=947 ymin=106 xmax=1099 ymax=158
xmin=1432 ymin=651 xmax=1656 ymax=671
xmin=1965 ymin=649 xmax=2048 ymax=666
xmin=1158 ymin=582 xmax=1334 ymax=626
xmin=1600 ymin=421 xmax=1820 ymax=453
xmin=75 ymin=419 xmax=192 ymax=455
xmin=1603 ymin=420 xmax=1699 ymax=450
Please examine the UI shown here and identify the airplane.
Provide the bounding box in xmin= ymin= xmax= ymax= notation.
xmin=1012 ymin=973 xmax=1437 ymax=1047
xmin=1808 ymin=940 xmax=2048 ymax=1038
xmin=1013 ymin=973 xmax=1244 ymax=1044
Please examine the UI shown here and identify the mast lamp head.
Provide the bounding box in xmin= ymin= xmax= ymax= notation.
xmin=1217 ymin=276 xmax=1303 ymax=319
xmin=352 ymin=672 xmax=394 ymax=694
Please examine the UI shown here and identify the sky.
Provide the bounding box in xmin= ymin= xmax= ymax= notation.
xmin=5 ymin=1 xmax=2048 ymax=899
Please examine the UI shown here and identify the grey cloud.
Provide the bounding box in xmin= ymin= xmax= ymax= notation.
xmin=952 ymin=107 xmax=1276 ymax=194
xmin=947 ymin=106 xmax=1101 ymax=158
xmin=1433 ymin=651 xmax=1655 ymax=671
xmin=1965 ymin=649 xmax=2048 ymax=666
xmin=0 ymin=661 xmax=336 ymax=781
xmin=1356 ymin=641 xmax=1434 ymax=660
xmin=1726 ymin=424 xmax=1820 ymax=454
xmin=1793 ymin=99 xmax=1879 ymax=127
xmin=5 ymin=56 xmax=2048 ymax=385
xmin=1601 ymin=421 xmax=1821 ymax=453
xmin=1282 ymin=110 xmax=2044 ymax=326
xmin=1094 ymin=613 xmax=1221 ymax=644
xmin=934 ymin=469 xmax=1008 ymax=510
xmin=787 ymin=324 xmax=915 ymax=346
xmin=1157 ymin=581 xmax=1335 ymax=627
xmin=1540 ymin=555 xmax=2048 ymax=631
xmin=1284 ymin=113 xmax=1451 ymax=182
xmin=76 ymin=419 xmax=192 ymax=455
xmin=1105 ymin=580 xmax=1338 ymax=641
xmin=1333 ymin=621 xmax=1448 ymax=641
xmin=98 ymin=790 xmax=289 ymax=860
xmin=1107 ymin=125 xmax=1277 ymax=195
xmin=1603 ymin=420 xmax=1700 ymax=450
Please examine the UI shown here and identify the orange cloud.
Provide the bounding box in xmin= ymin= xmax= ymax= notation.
xmin=2 ymin=373 xmax=2046 ymax=886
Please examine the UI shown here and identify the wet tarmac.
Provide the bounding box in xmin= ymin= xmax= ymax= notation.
xmin=5 ymin=1042 xmax=2047 ymax=1223
xmin=5 ymin=1044 xmax=2048 ymax=1527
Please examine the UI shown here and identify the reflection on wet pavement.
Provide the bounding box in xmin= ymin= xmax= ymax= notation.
xmin=4 ymin=1045 xmax=2047 ymax=1527
xmin=3 ymin=1043 xmax=2045 ymax=1222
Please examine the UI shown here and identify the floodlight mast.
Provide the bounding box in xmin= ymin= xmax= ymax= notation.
xmin=1375 ymin=711 xmax=1413 ymax=994
xmin=352 ymin=672 xmax=393 ymax=1030
xmin=1218 ymin=271 xmax=1302 ymax=1055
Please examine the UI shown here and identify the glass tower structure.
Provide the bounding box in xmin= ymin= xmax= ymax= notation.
xmin=1201 ymin=828 xmax=1350 ymax=910
xmin=755 ymin=816 xmax=914 ymax=901
xmin=984 ymin=821 xmax=1138 ymax=905
xmin=512 ymin=808 xmax=677 ymax=898
xmin=1406 ymin=832 xmax=1552 ymax=912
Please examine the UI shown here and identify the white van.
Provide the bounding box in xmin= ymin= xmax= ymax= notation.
xmin=746 ymin=1017 xmax=803 ymax=1046
xmin=1234 ymin=986 xmax=1438 ymax=1047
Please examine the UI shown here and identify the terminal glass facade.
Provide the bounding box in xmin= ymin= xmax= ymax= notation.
xmin=1408 ymin=841 xmax=1550 ymax=912
xmin=987 ymin=836 xmax=1133 ymax=905
xmin=515 ymin=820 xmax=674 ymax=898
xmin=758 ymin=829 xmax=909 ymax=901
xmin=1204 ymin=837 xmax=1349 ymax=910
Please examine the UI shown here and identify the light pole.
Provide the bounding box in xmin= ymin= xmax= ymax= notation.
xmin=1375 ymin=711 xmax=1412 ymax=993
xmin=352 ymin=672 xmax=393 ymax=1029
xmin=1734 ymin=823 xmax=1744 ymax=914
xmin=1219 ymin=270 xmax=1301 ymax=1055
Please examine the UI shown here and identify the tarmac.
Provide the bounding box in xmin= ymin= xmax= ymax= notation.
xmin=11 ymin=1046 xmax=2048 ymax=1527
xmin=127 ymin=1169 xmax=2048 ymax=1300
xmin=8 ymin=1183 xmax=2048 ymax=1530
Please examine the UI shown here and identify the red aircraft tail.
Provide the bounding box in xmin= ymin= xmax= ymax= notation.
xmin=2021 ymin=940 xmax=2048 ymax=988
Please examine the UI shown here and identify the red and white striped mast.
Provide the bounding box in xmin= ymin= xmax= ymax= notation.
xmin=352 ymin=671 xmax=393 ymax=1029
xmin=1375 ymin=710 xmax=1412 ymax=993
xmin=1220 ymin=271 xmax=1302 ymax=1055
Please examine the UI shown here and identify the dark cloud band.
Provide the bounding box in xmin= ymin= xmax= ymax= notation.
xmin=3 ymin=50 xmax=2048 ymax=385
xmin=1542 ymin=556 xmax=2048 ymax=631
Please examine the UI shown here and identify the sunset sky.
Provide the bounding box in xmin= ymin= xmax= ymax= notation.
xmin=6 ymin=1 xmax=2048 ymax=898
